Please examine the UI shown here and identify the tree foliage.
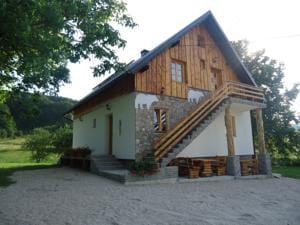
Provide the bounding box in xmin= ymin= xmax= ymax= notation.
xmin=23 ymin=125 xmax=72 ymax=162
xmin=0 ymin=0 xmax=136 ymax=94
xmin=0 ymin=103 xmax=16 ymax=138
xmin=232 ymin=40 xmax=300 ymax=156
xmin=23 ymin=127 xmax=53 ymax=162
xmin=5 ymin=92 xmax=76 ymax=133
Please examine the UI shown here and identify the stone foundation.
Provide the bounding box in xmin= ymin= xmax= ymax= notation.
xmin=258 ymin=153 xmax=272 ymax=177
xmin=226 ymin=155 xmax=241 ymax=177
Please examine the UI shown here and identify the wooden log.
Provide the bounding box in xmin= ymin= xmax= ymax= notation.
xmin=225 ymin=107 xmax=235 ymax=156
xmin=256 ymin=108 xmax=266 ymax=154
xmin=240 ymin=160 xmax=249 ymax=176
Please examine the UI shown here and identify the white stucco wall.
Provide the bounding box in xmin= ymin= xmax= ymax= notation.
xmin=72 ymin=93 xmax=136 ymax=159
xmin=135 ymin=93 xmax=158 ymax=109
xmin=177 ymin=110 xmax=254 ymax=158
xmin=234 ymin=111 xmax=254 ymax=155
xmin=187 ymin=88 xmax=207 ymax=103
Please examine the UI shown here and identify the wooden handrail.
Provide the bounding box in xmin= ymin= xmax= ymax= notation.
xmin=153 ymin=81 xmax=264 ymax=162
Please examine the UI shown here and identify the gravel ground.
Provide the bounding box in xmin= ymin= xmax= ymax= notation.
xmin=0 ymin=168 xmax=299 ymax=225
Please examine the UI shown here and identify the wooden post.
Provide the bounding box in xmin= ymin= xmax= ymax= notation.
xmin=225 ymin=107 xmax=235 ymax=156
xmin=256 ymin=108 xmax=266 ymax=154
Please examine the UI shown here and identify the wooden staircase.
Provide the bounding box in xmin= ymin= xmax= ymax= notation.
xmin=153 ymin=81 xmax=264 ymax=167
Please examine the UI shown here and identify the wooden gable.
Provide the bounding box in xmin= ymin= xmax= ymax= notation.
xmin=73 ymin=75 xmax=135 ymax=117
xmin=135 ymin=25 xmax=240 ymax=98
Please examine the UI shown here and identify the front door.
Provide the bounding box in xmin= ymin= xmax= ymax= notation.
xmin=211 ymin=68 xmax=223 ymax=91
xmin=108 ymin=114 xmax=113 ymax=155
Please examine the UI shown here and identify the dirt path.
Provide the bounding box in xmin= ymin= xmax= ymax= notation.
xmin=0 ymin=168 xmax=299 ymax=225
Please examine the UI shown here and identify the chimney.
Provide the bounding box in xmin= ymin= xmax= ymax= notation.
xmin=140 ymin=49 xmax=149 ymax=57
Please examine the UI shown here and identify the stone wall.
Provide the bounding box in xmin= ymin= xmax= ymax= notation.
xmin=135 ymin=89 xmax=209 ymax=159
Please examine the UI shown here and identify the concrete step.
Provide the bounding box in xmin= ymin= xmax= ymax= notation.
xmin=91 ymin=155 xmax=125 ymax=171
xmin=97 ymin=170 xmax=127 ymax=182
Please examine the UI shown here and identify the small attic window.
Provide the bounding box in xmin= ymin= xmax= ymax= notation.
xmin=200 ymin=59 xmax=205 ymax=69
xmin=197 ymin=35 xmax=205 ymax=47
xmin=92 ymin=118 xmax=96 ymax=128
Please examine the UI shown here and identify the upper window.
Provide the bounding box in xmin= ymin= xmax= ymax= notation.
xmin=200 ymin=59 xmax=205 ymax=69
xmin=197 ymin=35 xmax=205 ymax=47
xmin=171 ymin=61 xmax=184 ymax=83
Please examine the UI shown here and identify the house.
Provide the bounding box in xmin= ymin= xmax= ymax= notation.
xmin=66 ymin=11 xmax=272 ymax=179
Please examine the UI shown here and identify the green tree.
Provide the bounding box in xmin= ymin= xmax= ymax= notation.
xmin=0 ymin=103 xmax=16 ymax=137
xmin=232 ymin=40 xmax=300 ymax=156
xmin=0 ymin=0 xmax=136 ymax=94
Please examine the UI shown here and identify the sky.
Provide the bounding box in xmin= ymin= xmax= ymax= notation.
xmin=59 ymin=0 xmax=300 ymax=112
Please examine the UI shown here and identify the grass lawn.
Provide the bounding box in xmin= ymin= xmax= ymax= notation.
xmin=0 ymin=138 xmax=59 ymax=187
xmin=273 ymin=166 xmax=300 ymax=179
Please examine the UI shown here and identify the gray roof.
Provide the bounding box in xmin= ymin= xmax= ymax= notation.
xmin=66 ymin=10 xmax=256 ymax=113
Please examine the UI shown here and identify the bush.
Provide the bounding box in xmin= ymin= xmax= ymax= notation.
xmin=23 ymin=125 xmax=73 ymax=162
xmin=129 ymin=159 xmax=154 ymax=176
xmin=0 ymin=129 xmax=8 ymax=138
xmin=52 ymin=125 xmax=72 ymax=154
xmin=15 ymin=130 xmax=23 ymax=137
xmin=23 ymin=128 xmax=52 ymax=162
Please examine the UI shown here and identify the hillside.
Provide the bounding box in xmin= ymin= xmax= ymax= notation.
xmin=4 ymin=93 xmax=77 ymax=134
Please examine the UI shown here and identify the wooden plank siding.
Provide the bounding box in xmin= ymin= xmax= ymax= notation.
xmin=135 ymin=25 xmax=240 ymax=98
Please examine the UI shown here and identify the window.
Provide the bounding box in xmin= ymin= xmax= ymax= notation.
xmin=118 ymin=120 xmax=122 ymax=136
xmin=197 ymin=35 xmax=205 ymax=47
xmin=154 ymin=109 xmax=168 ymax=132
xmin=232 ymin=116 xmax=236 ymax=137
xmin=171 ymin=61 xmax=184 ymax=82
xmin=200 ymin=59 xmax=205 ymax=69
xmin=92 ymin=118 xmax=96 ymax=128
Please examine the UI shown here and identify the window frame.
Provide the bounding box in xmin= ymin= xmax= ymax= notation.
xmin=197 ymin=35 xmax=205 ymax=47
xmin=171 ymin=60 xmax=185 ymax=83
xmin=154 ymin=108 xmax=169 ymax=133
